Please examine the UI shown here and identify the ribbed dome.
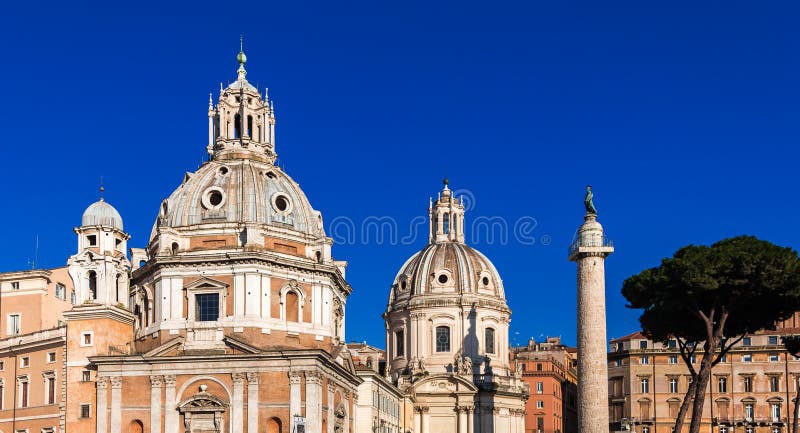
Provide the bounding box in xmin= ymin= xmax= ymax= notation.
xmin=389 ymin=242 xmax=505 ymax=304
xmin=82 ymin=200 xmax=124 ymax=230
xmin=151 ymin=159 xmax=325 ymax=241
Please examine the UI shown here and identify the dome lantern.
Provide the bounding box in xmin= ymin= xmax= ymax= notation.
xmin=428 ymin=179 xmax=465 ymax=243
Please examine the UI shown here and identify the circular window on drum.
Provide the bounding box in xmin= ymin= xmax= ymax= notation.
xmin=201 ymin=187 xmax=226 ymax=210
xmin=271 ymin=192 xmax=293 ymax=214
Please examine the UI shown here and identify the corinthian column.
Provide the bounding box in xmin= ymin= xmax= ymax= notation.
xmin=150 ymin=375 xmax=163 ymax=433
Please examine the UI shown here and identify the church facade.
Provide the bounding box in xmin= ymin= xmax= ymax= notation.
xmin=0 ymin=47 xmax=528 ymax=433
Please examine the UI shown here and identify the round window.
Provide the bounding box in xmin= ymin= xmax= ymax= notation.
xmin=272 ymin=193 xmax=292 ymax=213
xmin=482 ymin=276 xmax=490 ymax=286
xmin=401 ymin=280 xmax=407 ymax=290
xmin=218 ymin=166 xmax=229 ymax=176
xmin=201 ymin=187 xmax=226 ymax=210
xmin=209 ymin=191 xmax=223 ymax=206
xmin=438 ymin=274 xmax=449 ymax=284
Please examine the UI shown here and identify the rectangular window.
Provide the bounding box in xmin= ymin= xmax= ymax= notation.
xmin=640 ymin=356 xmax=649 ymax=365
xmin=667 ymin=339 xmax=677 ymax=349
xmin=743 ymin=337 xmax=751 ymax=346
xmin=743 ymin=354 xmax=752 ymax=363
xmin=485 ymin=328 xmax=495 ymax=354
xmin=47 ymin=352 xmax=56 ymax=363
xmin=80 ymin=403 xmax=91 ymax=418
xmin=639 ymin=340 xmax=647 ymax=349
xmin=47 ymin=376 xmax=56 ymax=404
xmin=20 ymin=357 xmax=29 ymax=368
xmin=0 ymin=360 xmax=4 ymax=370
xmin=769 ymin=336 xmax=779 ymax=345
xmin=0 ymin=383 xmax=3 ymax=410
xmin=770 ymin=376 xmax=780 ymax=392
xmin=11 ymin=281 xmax=19 ymax=290
xmin=81 ymin=371 xmax=91 ymax=382
xmin=668 ymin=355 xmax=678 ymax=364
xmin=745 ymin=403 xmax=754 ymax=418
xmin=770 ymin=354 xmax=780 ymax=362
xmin=772 ymin=403 xmax=782 ymax=421
xmin=395 ymin=330 xmax=404 ymax=358
xmin=641 ymin=378 xmax=649 ymax=394
xmin=536 ymin=400 xmax=544 ymax=409
xmin=669 ymin=378 xmax=678 ymax=393
xmin=536 ymin=363 xmax=542 ymax=371
xmin=8 ymin=314 xmax=21 ymax=335
xmin=435 ymin=326 xmax=450 ymax=352
xmin=744 ymin=376 xmax=753 ymax=393
xmin=81 ymin=332 xmax=93 ymax=346
xmin=720 ymin=354 xmax=727 ymax=363
xmin=195 ymin=293 xmax=219 ymax=322
xmin=536 ymin=382 xmax=543 ymax=394
xmin=19 ymin=378 xmax=29 ymax=407
xmin=718 ymin=377 xmax=727 ymax=393
xmin=690 ymin=355 xmax=697 ymax=363
xmin=55 ymin=283 xmax=66 ymax=300
xmin=87 ymin=235 xmax=97 ymax=246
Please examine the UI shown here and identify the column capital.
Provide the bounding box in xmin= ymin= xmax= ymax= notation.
xmin=305 ymin=371 xmax=322 ymax=385
xmin=149 ymin=375 xmax=164 ymax=387
xmin=414 ymin=406 xmax=430 ymax=413
xmin=246 ymin=372 xmax=259 ymax=385
xmin=164 ymin=374 xmax=176 ymax=387
xmin=96 ymin=377 xmax=108 ymax=390
xmin=110 ymin=376 xmax=122 ymax=389
xmin=289 ymin=370 xmax=303 ymax=384
xmin=327 ymin=381 xmax=337 ymax=393
xmin=232 ymin=372 xmax=246 ymax=385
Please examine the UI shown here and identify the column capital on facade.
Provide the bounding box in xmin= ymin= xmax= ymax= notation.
xmin=110 ymin=376 xmax=122 ymax=389
xmin=246 ymin=372 xmax=259 ymax=385
xmin=97 ymin=377 xmax=108 ymax=390
xmin=232 ymin=372 xmax=246 ymax=385
xmin=414 ymin=406 xmax=430 ymax=413
xmin=327 ymin=381 xmax=337 ymax=393
xmin=164 ymin=374 xmax=176 ymax=387
xmin=289 ymin=370 xmax=303 ymax=384
xmin=149 ymin=375 xmax=164 ymax=387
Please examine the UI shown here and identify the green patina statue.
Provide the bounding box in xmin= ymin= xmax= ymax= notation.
xmin=584 ymin=185 xmax=597 ymax=215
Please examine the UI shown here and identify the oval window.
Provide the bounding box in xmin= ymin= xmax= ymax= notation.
xmin=438 ymin=274 xmax=449 ymax=284
xmin=201 ymin=187 xmax=226 ymax=209
xmin=273 ymin=194 xmax=291 ymax=213
xmin=209 ymin=191 xmax=223 ymax=206
xmin=482 ymin=276 xmax=490 ymax=286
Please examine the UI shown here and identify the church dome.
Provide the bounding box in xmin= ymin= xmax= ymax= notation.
xmin=82 ymin=199 xmax=124 ymax=230
xmin=151 ymin=158 xmax=324 ymax=241
xmin=389 ymin=242 xmax=505 ymax=303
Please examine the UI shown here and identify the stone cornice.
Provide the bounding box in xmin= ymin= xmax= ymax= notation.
xmin=0 ymin=327 xmax=65 ymax=353
xmin=63 ymin=304 xmax=136 ymax=325
xmin=0 ymin=269 xmax=54 ymax=282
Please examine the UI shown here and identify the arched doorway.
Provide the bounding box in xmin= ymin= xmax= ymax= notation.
xmin=129 ymin=419 xmax=144 ymax=433
xmin=266 ymin=417 xmax=282 ymax=433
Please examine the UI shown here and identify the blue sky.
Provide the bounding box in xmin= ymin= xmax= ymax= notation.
xmin=1 ymin=1 xmax=799 ymax=347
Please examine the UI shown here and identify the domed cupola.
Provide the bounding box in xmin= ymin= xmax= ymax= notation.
xmin=384 ymin=181 xmax=512 ymax=379
xmin=82 ymin=198 xmax=124 ymax=230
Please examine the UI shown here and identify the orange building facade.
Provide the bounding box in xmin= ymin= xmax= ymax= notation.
xmin=511 ymin=337 xmax=578 ymax=433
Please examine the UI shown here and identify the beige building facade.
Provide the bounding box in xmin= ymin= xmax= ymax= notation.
xmin=608 ymin=320 xmax=800 ymax=433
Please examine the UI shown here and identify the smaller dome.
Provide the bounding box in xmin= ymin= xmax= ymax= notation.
xmin=82 ymin=199 xmax=124 ymax=230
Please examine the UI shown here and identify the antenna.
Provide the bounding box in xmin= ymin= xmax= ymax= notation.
xmin=99 ymin=176 xmax=105 ymax=201
xmin=35 ymin=235 xmax=39 ymax=269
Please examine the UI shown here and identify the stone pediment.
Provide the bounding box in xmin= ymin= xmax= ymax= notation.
xmin=185 ymin=276 xmax=229 ymax=290
xmin=332 ymin=345 xmax=357 ymax=374
xmin=144 ymin=337 xmax=185 ymax=357
xmin=178 ymin=392 xmax=228 ymax=412
xmin=411 ymin=374 xmax=478 ymax=395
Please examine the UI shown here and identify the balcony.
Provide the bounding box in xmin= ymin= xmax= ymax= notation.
xmin=568 ymin=235 xmax=613 ymax=255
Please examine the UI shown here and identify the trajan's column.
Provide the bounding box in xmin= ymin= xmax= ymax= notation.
xmin=569 ymin=186 xmax=614 ymax=433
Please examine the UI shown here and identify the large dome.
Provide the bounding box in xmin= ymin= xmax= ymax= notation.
xmin=151 ymin=158 xmax=324 ymax=241
xmin=82 ymin=199 xmax=124 ymax=230
xmin=389 ymin=242 xmax=505 ymax=304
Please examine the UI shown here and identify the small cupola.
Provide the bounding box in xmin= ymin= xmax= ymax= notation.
xmin=428 ymin=179 xmax=466 ymax=244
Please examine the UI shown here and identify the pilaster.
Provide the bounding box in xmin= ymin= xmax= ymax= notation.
xmin=96 ymin=377 xmax=108 ymax=433
xmin=150 ymin=375 xmax=163 ymax=433
xmin=289 ymin=371 xmax=302 ymax=432
xmin=232 ymin=372 xmax=245 ymax=432
xmin=110 ymin=376 xmax=122 ymax=433
xmin=247 ymin=372 xmax=259 ymax=433
xmin=164 ymin=375 xmax=177 ymax=433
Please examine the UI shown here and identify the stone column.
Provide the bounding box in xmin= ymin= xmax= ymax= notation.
xmin=164 ymin=375 xmax=178 ymax=433
xmin=457 ymin=406 xmax=467 ymax=433
xmin=289 ymin=371 xmax=302 ymax=433
xmin=150 ymin=375 xmax=163 ymax=433
xmin=467 ymin=407 xmax=474 ymax=433
xmin=327 ymin=382 xmax=336 ymax=433
xmin=343 ymin=391 xmax=350 ymax=433
xmin=305 ymin=372 xmax=322 ymax=433
xmin=413 ymin=407 xmax=422 ymax=433
xmin=421 ymin=406 xmax=430 ymax=433
xmin=569 ymin=211 xmax=613 ymax=433
xmin=232 ymin=373 xmax=245 ymax=432
xmin=96 ymin=377 xmax=108 ymax=433
xmin=247 ymin=373 xmax=259 ymax=433
xmin=110 ymin=376 xmax=122 ymax=433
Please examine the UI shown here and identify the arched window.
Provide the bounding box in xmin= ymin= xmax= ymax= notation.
xmin=442 ymin=213 xmax=450 ymax=234
xmin=485 ymin=328 xmax=495 ymax=354
xmin=435 ymin=326 xmax=450 ymax=352
xmin=88 ymin=271 xmax=97 ymax=300
xmin=266 ymin=417 xmax=282 ymax=433
xmin=129 ymin=419 xmax=144 ymax=433
xmin=286 ymin=291 xmax=299 ymax=322
xmin=115 ymin=275 xmax=121 ymax=303
xmin=143 ymin=297 xmax=150 ymax=327
xmin=234 ymin=114 xmax=241 ymax=138
xmin=247 ymin=115 xmax=253 ymax=137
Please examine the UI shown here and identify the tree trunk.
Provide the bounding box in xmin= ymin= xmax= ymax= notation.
xmin=688 ymin=344 xmax=715 ymax=433
xmin=673 ymin=378 xmax=698 ymax=433
xmin=793 ymin=376 xmax=800 ymax=433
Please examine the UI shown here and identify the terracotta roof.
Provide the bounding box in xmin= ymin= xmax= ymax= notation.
xmin=609 ymin=331 xmax=646 ymax=343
